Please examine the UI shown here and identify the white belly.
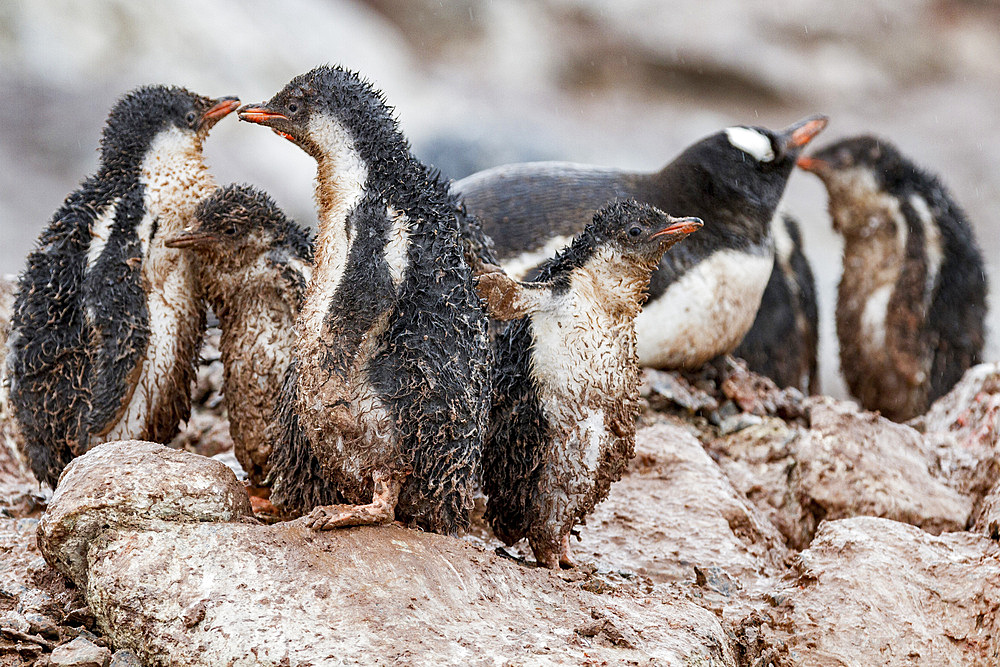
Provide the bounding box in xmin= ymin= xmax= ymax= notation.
xmin=636 ymin=249 xmax=773 ymax=369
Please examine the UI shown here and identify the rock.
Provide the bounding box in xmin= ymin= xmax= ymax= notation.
xmin=49 ymin=637 xmax=111 ymax=667
xmin=791 ymin=398 xmax=972 ymax=536
xmin=754 ymin=517 xmax=1000 ymax=666
xmin=973 ymin=480 xmax=1000 ymax=540
xmin=108 ymin=650 xmax=143 ymax=667
xmin=914 ymin=362 xmax=1000 ymax=449
xmin=37 ymin=440 xmax=253 ymax=586
xmin=39 ymin=438 xmax=737 ymax=665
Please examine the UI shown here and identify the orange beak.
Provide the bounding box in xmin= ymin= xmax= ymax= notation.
xmin=796 ymin=155 xmax=829 ymax=173
xmin=164 ymin=232 xmax=217 ymax=249
xmin=783 ymin=115 xmax=829 ymax=150
xmin=650 ymin=216 xmax=704 ymax=239
xmin=203 ymin=97 xmax=241 ymax=123
xmin=238 ymin=106 xmax=289 ymax=125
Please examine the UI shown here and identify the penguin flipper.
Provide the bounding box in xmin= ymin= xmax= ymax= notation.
xmin=475 ymin=271 xmax=551 ymax=321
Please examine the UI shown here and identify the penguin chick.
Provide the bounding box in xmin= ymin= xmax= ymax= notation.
xmin=479 ymin=200 xmax=702 ymax=569
xmin=6 ymin=86 xmax=238 ymax=487
xmin=733 ymin=212 xmax=819 ymax=393
xmin=800 ymin=136 xmax=988 ymax=421
xmin=454 ymin=116 xmax=827 ymax=372
xmin=239 ymin=65 xmax=491 ymax=534
xmin=165 ymin=184 xmax=314 ymax=486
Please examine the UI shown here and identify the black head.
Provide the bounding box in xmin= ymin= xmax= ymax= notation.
xmin=99 ymin=85 xmax=239 ymax=170
xmin=165 ymin=184 xmax=311 ymax=264
xmin=797 ymin=135 xmax=911 ymax=192
xmin=589 ymin=200 xmax=702 ymax=263
xmin=665 ymin=115 xmax=827 ymax=224
xmin=237 ymin=65 xmax=403 ymax=166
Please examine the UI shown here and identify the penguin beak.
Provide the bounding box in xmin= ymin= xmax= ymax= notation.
xmin=650 ymin=216 xmax=703 ymax=239
xmin=238 ymin=105 xmax=299 ymax=144
xmin=199 ymin=97 xmax=241 ymax=132
xmin=796 ymin=155 xmax=829 ymax=175
xmin=164 ymin=230 xmax=217 ymax=249
xmin=780 ymin=115 xmax=829 ymax=152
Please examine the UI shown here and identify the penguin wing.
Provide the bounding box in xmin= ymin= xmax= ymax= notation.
xmin=81 ymin=189 xmax=150 ymax=439
xmin=475 ymin=271 xmax=553 ymax=321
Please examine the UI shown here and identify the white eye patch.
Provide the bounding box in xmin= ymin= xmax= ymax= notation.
xmin=725 ymin=127 xmax=775 ymax=163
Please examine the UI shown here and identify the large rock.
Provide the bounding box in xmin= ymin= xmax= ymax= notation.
xmin=790 ymin=398 xmax=973 ymax=535
xmin=38 ymin=440 xmax=253 ymax=585
xmin=754 ymin=517 xmax=1000 ymax=666
xmin=38 ymin=440 xmax=738 ymax=666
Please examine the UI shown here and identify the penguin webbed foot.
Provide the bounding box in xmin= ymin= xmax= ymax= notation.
xmin=303 ymin=471 xmax=402 ymax=531
xmin=530 ymin=531 xmax=578 ymax=570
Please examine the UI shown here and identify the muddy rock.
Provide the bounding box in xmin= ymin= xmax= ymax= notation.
xmin=37 ymin=440 xmax=253 ymax=586
xmin=973 ymin=480 xmax=1000 ymax=540
xmin=48 ymin=637 xmax=111 ymax=667
xmin=791 ymin=397 xmax=972 ymax=536
xmin=39 ymin=440 xmax=737 ymax=665
xmin=755 ymin=516 xmax=1000 ymax=666
xmin=914 ymin=363 xmax=1000 ymax=448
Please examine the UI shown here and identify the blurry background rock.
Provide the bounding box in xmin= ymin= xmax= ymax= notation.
xmin=1 ymin=0 xmax=997 ymax=399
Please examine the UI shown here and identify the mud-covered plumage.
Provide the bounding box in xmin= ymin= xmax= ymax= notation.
xmin=166 ymin=184 xmax=314 ymax=486
xmin=801 ymin=136 xmax=988 ymax=421
xmin=454 ymin=116 xmax=826 ymax=373
xmin=733 ymin=213 xmax=819 ymax=393
xmin=239 ymin=65 xmax=491 ymax=533
xmin=479 ymin=200 xmax=701 ymax=568
xmin=5 ymin=85 xmax=237 ymax=487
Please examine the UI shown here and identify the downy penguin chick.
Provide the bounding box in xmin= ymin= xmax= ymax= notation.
xmin=799 ymin=136 xmax=988 ymax=421
xmin=239 ymin=65 xmax=491 ymax=533
xmin=478 ymin=200 xmax=702 ymax=569
xmin=454 ymin=116 xmax=827 ymax=373
xmin=6 ymin=86 xmax=239 ymax=487
xmin=165 ymin=184 xmax=313 ymax=487
xmin=733 ymin=212 xmax=819 ymax=393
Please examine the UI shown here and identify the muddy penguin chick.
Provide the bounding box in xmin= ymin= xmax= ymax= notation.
xmin=5 ymin=86 xmax=238 ymax=487
xmin=733 ymin=213 xmax=819 ymax=393
xmin=239 ymin=65 xmax=491 ymax=533
xmin=454 ymin=116 xmax=826 ymax=380
xmin=165 ymin=184 xmax=313 ymax=486
xmin=800 ymin=136 xmax=988 ymax=421
xmin=478 ymin=200 xmax=701 ymax=569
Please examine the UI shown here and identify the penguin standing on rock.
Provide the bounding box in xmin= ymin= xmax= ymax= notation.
xmin=454 ymin=116 xmax=827 ymax=380
xmin=238 ymin=65 xmax=491 ymax=533
xmin=5 ymin=86 xmax=239 ymax=487
xmin=799 ymin=136 xmax=988 ymax=421
xmin=165 ymin=184 xmax=314 ymax=487
xmin=477 ymin=199 xmax=702 ymax=568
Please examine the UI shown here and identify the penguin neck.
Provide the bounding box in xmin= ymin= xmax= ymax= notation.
xmin=572 ymin=246 xmax=652 ymax=322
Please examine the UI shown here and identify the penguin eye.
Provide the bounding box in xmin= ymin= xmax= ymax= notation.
xmin=185 ymin=111 xmax=197 ymax=126
xmin=288 ymin=102 xmax=299 ymax=114
xmin=628 ymin=226 xmax=643 ymax=238
xmin=224 ymin=225 xmax=238 ymax=236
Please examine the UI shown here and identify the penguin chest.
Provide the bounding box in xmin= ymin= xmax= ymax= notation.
xmin=527 ymin=291 xmax=637 ymax=484
xmin=636 ymin=248 xmax=774 ymax=369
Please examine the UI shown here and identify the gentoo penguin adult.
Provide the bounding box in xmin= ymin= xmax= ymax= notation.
xmin=478 ymin=199 xmax=702 ymax=568
xmin=5 ymin=86 xmax=238 ymax=487
xmin=165 ymin=184 xmax=313 ymax=487
xmin=799 ymin=136 xmax=988 ymax=421
xmin=453 ymin=116 xmax=827 ymax=372
xmin=238 ymin=65 xmax=491 ymax=533
xmin=733 ymin=212 xmax=819 ymax=393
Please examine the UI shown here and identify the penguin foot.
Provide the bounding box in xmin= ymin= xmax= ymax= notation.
xmin=558 ymin=533 xmax=577 ymax=569
xmin=303 ymin=471 xmax=401 ymax=531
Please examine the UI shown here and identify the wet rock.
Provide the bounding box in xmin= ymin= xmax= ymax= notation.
xmin=791 ymin=397 xmax=972 ymax=536
xmin=37 ymin=440 xmax=253 ymax=586
xmin=108 ymin=650 xmax=143 ymax=667
xmin=914 ymin=363 xmax=1000 ymax=448
xmin=973 ymin=480 xmax=1000 ymax=540
xmin=756 ymin=517 xmax=1000 ymax=666
xmin=49 ymin=637 xmax=111 ymax=667
xmin=39 ymin=439 xmax=736 ymax=665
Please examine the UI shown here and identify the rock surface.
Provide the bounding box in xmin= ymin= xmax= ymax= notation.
xmin=48 ymin=637 xmax=111 ymax=667
xmin=39 ymin=441 xmax=736 ymax=666
xmin=756 ymin=517 xmax=1000 ymax=666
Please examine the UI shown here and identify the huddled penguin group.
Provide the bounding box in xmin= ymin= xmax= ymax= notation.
xmin=3 ymin=64 xmax=991 ymax=568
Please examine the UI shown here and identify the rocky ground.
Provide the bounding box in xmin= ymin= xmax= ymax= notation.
xmin=2 ymin=313 xmax=999 ymax=664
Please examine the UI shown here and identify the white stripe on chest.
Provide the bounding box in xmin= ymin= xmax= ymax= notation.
xmin=636 ymin=248 xmax=773 ymax=368
xmin=103 ymin=128 xmax=214 ymax=441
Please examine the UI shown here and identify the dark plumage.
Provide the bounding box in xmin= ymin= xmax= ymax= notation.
xmin=165 ymin=184 xmax=314 ymax=487
xmin=478 ymin=199 xmax=701 ymax=568
xmin=5 ymin=85 xmax=238 ymax=487
xmin=238 ymin=65 xmax=491 ymax=533
xmin=800 ymin=136 xmax=988 ymax=421
xmin=733 ymin=213 xmax=819 ymax=393
xmin=454 ymin=116 xmax=827 ymax=373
